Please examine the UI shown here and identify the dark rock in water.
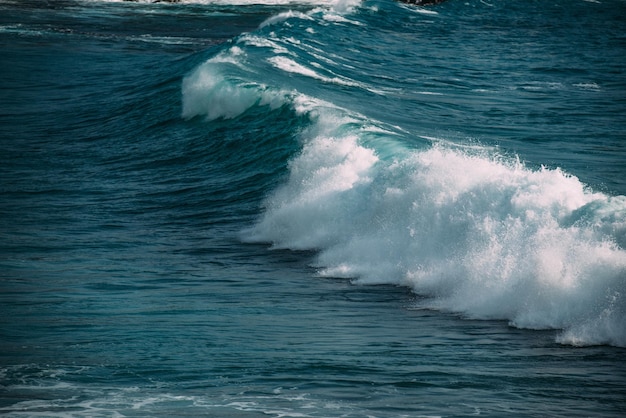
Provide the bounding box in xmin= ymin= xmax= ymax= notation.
xmin=400 ymin=0 xmax=447 ymax=5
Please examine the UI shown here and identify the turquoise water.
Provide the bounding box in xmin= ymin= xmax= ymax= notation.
xmin=1 ymin=0 xmax=625 ymax=416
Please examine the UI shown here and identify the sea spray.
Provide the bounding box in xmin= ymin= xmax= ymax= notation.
xmin=242 ymin=104 xmax=626 ymax=347
xmin=181 ymin=47 xmax=291 ymax=120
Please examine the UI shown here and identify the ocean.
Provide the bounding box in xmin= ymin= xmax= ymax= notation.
xmin=1 ymin=0 xmax=625 ymax=416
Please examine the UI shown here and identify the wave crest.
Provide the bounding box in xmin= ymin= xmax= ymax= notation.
xmin=244 ymin=121 xmax=626 ymax=346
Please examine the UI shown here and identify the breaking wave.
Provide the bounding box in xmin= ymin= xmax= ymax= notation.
xmin=181 ymin=1 xmax=626 ymax=348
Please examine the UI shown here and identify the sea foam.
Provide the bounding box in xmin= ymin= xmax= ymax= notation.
xmin=242 ymin=98 xmax=626 ymax=347
xmin=182 ymin=47 xmax=291 ymax=120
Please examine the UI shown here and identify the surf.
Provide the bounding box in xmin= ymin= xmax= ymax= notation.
xmin=181 ymin=0 xmax=626 ymax=348
xmin=241 ymin=107 xmax=626 ymax=347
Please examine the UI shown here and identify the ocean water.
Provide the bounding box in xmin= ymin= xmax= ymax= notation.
xmin=1 ymin=0 xmax=625 ymax=416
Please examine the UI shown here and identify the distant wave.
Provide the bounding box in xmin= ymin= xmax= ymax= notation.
xmin=91 ymin=0 xmax=357 ymax=6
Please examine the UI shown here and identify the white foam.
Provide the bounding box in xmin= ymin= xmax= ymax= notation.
xmin=260 ymin=11 xmax=315 ymax=29
xmin=573 ymin=82 xmax=601 ymax=90
xmin=268 ymin=56 xmax=321 ymax=79
xmin=90 ymin=0 xmax=345 ymax=5
xmin=181 ymin=48 xmax=292 ymax=120
xmin=244 ymin=110 xmax=626 ymax=347
xmin=254 ymin=0 xmax=362 ymax=27
xmin=127 ymin=34 xmax=202 ymax=46
xmin=239 ymin=34 xmax=291 ymax=54
xmin=413 ymin=8 xmax=439 ymax=15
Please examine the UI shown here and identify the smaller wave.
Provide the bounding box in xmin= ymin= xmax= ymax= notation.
xmin=260 ymin=10 xmax=315 ymax=28
xmin=0 ymin=24 xmax=44 ymax=37
xmin=127 ymin=34 xmax=209 ymax=46
xmin=267 ymin=55 xmax=364 ymax=89
xmin=517 ymin=81 xmax=565 ymax=92
xmin=182 ymin=28 xmax=385 ymax=121
xmin=573 ymin=82 xmax=601 ymax=91
xmin=239 ymin=34 xmax=290 ymax=54
xmin=91 ymin=0 xmax=355 ymax=6
xmin=182 ymin=47 xmax=293 ymax=120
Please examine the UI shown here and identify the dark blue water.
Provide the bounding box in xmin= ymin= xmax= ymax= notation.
xmin=1 ymin=0 xmax=625 ymax=416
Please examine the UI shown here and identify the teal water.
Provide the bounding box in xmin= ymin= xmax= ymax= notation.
xmin=1 ymin=0 xmax=625 ymax=416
